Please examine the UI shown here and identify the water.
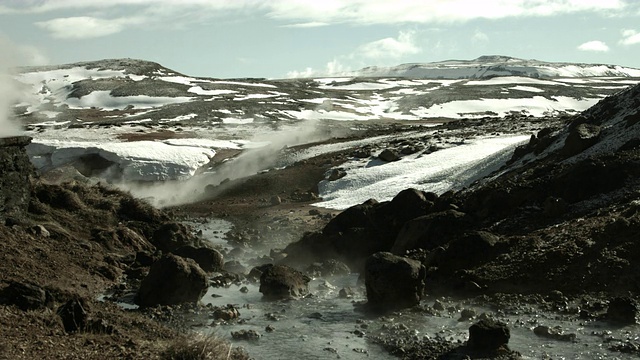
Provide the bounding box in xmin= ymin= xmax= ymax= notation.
xmin=192 ymin=219 xmax=640 ymax=360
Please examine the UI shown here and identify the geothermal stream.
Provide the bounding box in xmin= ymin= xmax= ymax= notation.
xmin=191 ymin=219 xmax=640 ymax=360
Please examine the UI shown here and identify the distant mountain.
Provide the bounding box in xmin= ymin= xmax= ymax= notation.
xmin=11 ymin=57 xmax=640 ymax=128
xmin=353 ymin=55 xmax=640 ymax=79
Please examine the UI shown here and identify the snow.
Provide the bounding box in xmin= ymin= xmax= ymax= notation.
xmin=188 ymin=86 xmax=237 ymax=96
xmin=319 ymin=82 xmax=397 ymax=91
xmin=28 ymin=139 xmax=216 ymax=182
xmin=465 ymin=76 xmax=564 ymax=86
xmin=510 ymin=86 xmax=545 ymax=93
xmin=65 ymin=91 xmax=193 ymax=110
xmin=222 ymin=118 xmax=254 ymax=124
xmin=412 ymin=96 xmax=600 ymax=118
xmin=211 ymin=81 xmax=277 ymax=88
xmin=314 ymin=135 xmax=530 ymax=209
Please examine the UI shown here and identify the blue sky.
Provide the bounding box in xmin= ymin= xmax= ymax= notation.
xmin=0 ymin=0 xmax=639 ymax=79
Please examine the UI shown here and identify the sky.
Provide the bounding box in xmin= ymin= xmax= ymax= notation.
xmin=0 ymin=0 xmax=639 ymax=79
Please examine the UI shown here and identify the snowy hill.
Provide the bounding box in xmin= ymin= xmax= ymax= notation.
xmin=353 ymin=55 xmax=640 ymax=79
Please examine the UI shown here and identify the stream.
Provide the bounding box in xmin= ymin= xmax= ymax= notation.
xmin=189 ymin=219 xmax=640 ymax=360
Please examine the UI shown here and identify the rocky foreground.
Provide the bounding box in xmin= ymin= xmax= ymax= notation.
xmin=2 ymin=83 xmax=640 ymax=359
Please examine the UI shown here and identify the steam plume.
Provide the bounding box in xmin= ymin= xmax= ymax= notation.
xmin=0 ymin=35 xmax=25 ymax=137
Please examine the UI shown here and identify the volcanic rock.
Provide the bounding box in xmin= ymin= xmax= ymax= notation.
xmin=364 ymin=252 xmax=426 ymax=310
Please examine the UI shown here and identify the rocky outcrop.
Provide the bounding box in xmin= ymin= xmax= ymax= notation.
xmin=136 ymin=254 xmax=208 ymax=307
xmin=0 ymin=136 xmax=35 ymax=222
xmin=173 ymin=245 xmax=224 ymax=273
xmin=467 ymin=319 xmax=510 ymax=353
xmin=259 ymin=265 xmax=310 ymax=299
xmin=364 ymin=252 xmax=426 ymax=311
xmin=0 ymin=281 xmax=51 ymax=311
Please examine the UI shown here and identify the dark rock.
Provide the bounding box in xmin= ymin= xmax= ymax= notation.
xmin=364 ymin=252 xmax=426 ymax=310
xmin=391 ymin=210 xmax=469 ymax=254
xmin=270 ymin=195 xmax=282 ymax=205
xmin=352 ymin=148 xmax=371 ymax=158
xmin=607 ymin=297 xmax=639 ymax=325
xmin=224 ymin=260 xmax=247 ymax=274
xmin=247 ymin=264 xmax=273 ymax=282
xmin=323 ymin=199 xmax=379 ymax=236
xmin=439 ymin=231 xmax=501 ymax=271
xmin=562 ymin=123 xmax=601 ymax=157
xmin=542 ymin=196 xmax=568 ymax=217
xmin=135 ymin=250 xmax=159 ymax=267
xmin=0 ymin=281 xmax=51 ymax=311
xmin=259 ymin=265 xmax=310 ymax=299
xmin=152 ymin=222 xmax=201 ymax=252
xmin=231 ymin=329 xmax=260 ymax=340
xmin=57 ymin=297 xmax=89 ymax=333
xmin=173 ymin=245 xmax=224 ymax=272
xmin=338 ymin=287 xmax=356 ymax=298
xmin=326 ymin=168 xmax=347 ymax=181
xmin=533 ymin=325 xmax=577 ymax=342
xmin=213 ymin=305 xmax=240 ymax=321
xmin=467 ymin=319 xmax=510 ymax=352
xmin=378 ymin=149 xmax=401 ymax=162
xmin=136 ymin=254 xmax=208 ymax=307
xmin=29 ymin=225 xmax=50 ymax=238
xmin=306 ymin=259 xmax=351 ymax=277
xmin=0 ymin=136 xmax=35 ymax=222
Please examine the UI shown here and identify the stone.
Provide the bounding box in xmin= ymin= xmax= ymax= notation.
xmin=306 ymin=259 xmax=351 ymax=277
xmin=326 ymin=168 xmax=347 ymax=181
xmin=391 ymin=210 xmax=469 ymax=254
xmin=173 ymin=245 xmax=224 ymax=272
xmin=259 ymin=265 xmax=310 ymax=299
xmin=607 ymin=297 xmax=639 ymax=325
xmin=562 ymin=123 xmax=601 ymax=157
xmin=338 ymin=287 xmax=356 ymax=298
xmin=378 ymin=149 xmax=401 ymax=162
xmin=364 ymin=252 xmax=426 ymax=310
xmin=152 ymin=222 xmax=201 ymax=252
xmin=467 ymin=319 xmax=510 ymax=353
xmin=136 ymin=254 xmax=208 ymax=307
xmin=0 ymin=281 xmax=50 ymax=311
xmin=533 ymin=325 xmax=577 ymax=342
xmin=231 ymin=329 xmax=260 ymax=340
xmin=213 ymin=305 xmax=240 ymax=321
xmin=0 ymin=136 xmax=35 ymax=222
xmin=57 ymin=297 xmax=89 ymax=333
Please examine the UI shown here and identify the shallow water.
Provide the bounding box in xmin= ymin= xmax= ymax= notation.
xmin=193 ymin=219 xmax=640 ymax=360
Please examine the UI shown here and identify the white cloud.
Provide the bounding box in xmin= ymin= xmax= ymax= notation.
xmin=357 ymin=30 xmax=421 ymax=59
xmin=577 ymin=40 xmax=610 ymax=52
xmin=36 ymin=16 xmax=143 ymax=39
xmin=472 ymin=30 xmax=489 ymax=43
xmin=282 ymin=22 xmax=329 ymax=28
xmin=620 ymin=29 xmax=640 ymax=45
xmin=5 ymin=0 xmax=629 ymax=26
xmin=286 ymin=58 xmax=351 ymax=78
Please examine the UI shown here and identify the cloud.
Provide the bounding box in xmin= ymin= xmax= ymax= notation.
xmin=577 ymin=40 xmax=610 ymax=52
xmin=36 ymin=16 xmax=143 ymax=39
xmin=620 ymin=29 xmax=640 ymax=45
xmin=5 ymin=0 xmax=629 ymax=26
xmin=357 ymin=30 xmax=421 ymax=59
xmin=282 ymin=22 xmax=329 ymax=28
xmin=286 ymin=58 xmax=351 ymax=78
xmin=472 ymin=30 xmax=489 ymax=43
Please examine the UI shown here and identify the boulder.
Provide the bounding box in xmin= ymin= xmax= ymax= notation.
xmin=391 ymin=210 xmax=468 ymax=254
xmin=323 ymin=199 xmax=379 ymax=235
xmin=259 ymin=265 xmax=310 ymax=299
xmin=467 ymin=319 xmax=510 ymax=353
xmin=439 ymin=231 xmax=501 ymax=270
xmin=378 ymin=149 xmax=401 ymax=162
xmin=0 ymin=281 xmax=51 ymax=311
xmin=173 ymin=245 xmax=224 ymax=272
xmin=306 ymin=259 xmax=351 ymax=277
xmin=364 ymin=252 xmax=426 ymax=310
xmin=136 ymin=254 xmax=208 ymax=307
xmin=57 ymin=297 xmax=89 ymax=333
xmin=562 ymin=123 xmax=601 ymax=157
xmin=607 ymin=297 xmax=639 ymax=325
xmin=152 ymin=222 xmax=201 ymax=252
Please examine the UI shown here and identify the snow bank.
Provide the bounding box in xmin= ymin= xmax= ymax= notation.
xmin=28 ymin=139 xmax=216 ymax=181
xmin=314 ymin=135 xmax=530 ymax=210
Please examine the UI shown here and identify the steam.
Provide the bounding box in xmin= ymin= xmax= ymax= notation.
xmin=0 ymin=35 xmax=25 ymax=137
xmin=122 ymin=119 xmax=332 ymax=207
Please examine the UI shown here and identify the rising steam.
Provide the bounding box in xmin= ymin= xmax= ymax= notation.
xmin=121 ymin=119 xmax=331 ymax=207
xmin=0 ymin=36 xmax=25 ymax=137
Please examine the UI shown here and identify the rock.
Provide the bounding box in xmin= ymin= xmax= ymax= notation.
xmin=364 ymin=252 xmax=426 ymax=310
xmin=265 ymin=325 xmax=275 ymax=332
xmin=542 ymin=196 xmax=568 ymax=217
xmin=173 ymin=245 xmax=224 ymax=272
xmin=136 ymin=254 xmax=208 ymax=307
xmin=92 ymin=226 xmax=154 ymax=252
xmin=338 ymin=287 xmax=356 ymax=298
xmin=57 ymin=297 xmax=89 ymax=333
xmin=270 ymin=195 xmax=282 ymax=206
xmin=213 ymin=305 xmax=240 ymax=321
xmin=467 ymin=319 xmax=510 ymax=353
xmin=239 ymin=286 xmax=249 ymax=293
xmin=0 ymin=136 xmax=35 ymax=221
xmin=152 ymin=222 xmax=200 ymax=252
xmin=29 ymin=225 xmax=50 ymax=238
xmin=323 ymin=199 xmax=379 ymax=235
xmin=533 ymin=325 xmax=577 ymax=342
xmin=326 ymin=168 xmax=347 ymax=181
xmin=306 ymin=259 xmax=351 ymax=277
xmin=259 ymin=265 xmax=310 ymax=299
xmin=378 ymin=149 xmax=401 ymax=162
xmin=231 ymin=329 xmax=260 ymax=340
xmin=0 ymin=281 xmax=51 ymax=311
xmin=432 ymin=299 xmax=445 ymax=311
xmin=562 ymin=123 xmax=601 ymax=157
xmin=352 ymin=148 xmax=371 ymax=158
xmin=439 ymin=231 xmax=501 ymax=271
xmin=607 ymin=297 xmax=639 ymax=325
xmin=224 ymin=260 xmax=247 ymax=274
xmin=459 ymin=308 xmax=476 ymax=321
xmin=391 ymin=210 xmax=469 ymax=254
